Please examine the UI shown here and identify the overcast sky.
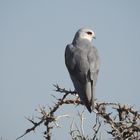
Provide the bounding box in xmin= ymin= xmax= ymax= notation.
xmin=0 ymin=0 xmax=140 ymax=140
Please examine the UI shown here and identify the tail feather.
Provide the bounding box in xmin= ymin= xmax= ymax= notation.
xmin=91 ymin=86 xmax=95 ymax=111
xmin=84 ymin=100 xmax=92 ymax=113
xmin=85 ymin=81 xmax=95 ymax=112
xmin=85 ymin=82 xmax=92 ymax=113
xmin=70 ymin=76 xmax=95 ymax=113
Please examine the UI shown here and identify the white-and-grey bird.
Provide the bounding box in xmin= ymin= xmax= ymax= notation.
xmin=65 ymin=28 xmax=100 ymax=113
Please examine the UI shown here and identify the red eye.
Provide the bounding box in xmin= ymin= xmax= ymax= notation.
xmin=86 ymin=31 xmax=92 ymax=35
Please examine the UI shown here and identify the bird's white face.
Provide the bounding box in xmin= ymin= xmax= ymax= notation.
xmin=78 ymin=28 xmax=96 ymax=42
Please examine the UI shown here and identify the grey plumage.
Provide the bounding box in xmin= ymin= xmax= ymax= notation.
xmin=65 ymin=28 xmax=100 ymax=113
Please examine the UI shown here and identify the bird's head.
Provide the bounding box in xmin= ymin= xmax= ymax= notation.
xmin=74 ymin=28 xmax=96 ymax=42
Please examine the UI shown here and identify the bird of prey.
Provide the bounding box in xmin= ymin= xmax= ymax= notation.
xmin=65 ymin=28 xmax=100 ymax=113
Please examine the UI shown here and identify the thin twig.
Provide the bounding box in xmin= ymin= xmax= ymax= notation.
xmin=17 ymin=84 xmax=140 ymax=140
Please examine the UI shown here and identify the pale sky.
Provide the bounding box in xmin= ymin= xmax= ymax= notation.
xmin=0 ymin=1 xmax=140 ymax=140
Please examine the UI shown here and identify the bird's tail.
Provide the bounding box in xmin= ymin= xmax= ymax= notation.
xmin=85 ymin=82 xmax=94 ymax=113
xmin=84 ymin=81 xmax=95 ymax=113
xmin=91 ymin=84 xmax=95 ymax=111
xmin=85 ymin=101 xmax=92 ymax=113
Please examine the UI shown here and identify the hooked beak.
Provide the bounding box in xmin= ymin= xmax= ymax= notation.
xmin=92 ymin=32 xmax=96 ymax=39
xmin=93 ymin=34 xmax=96 ymax=39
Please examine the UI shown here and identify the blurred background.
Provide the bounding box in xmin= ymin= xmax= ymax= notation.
xmin=0 ymin=0 xmax=140 ymax=139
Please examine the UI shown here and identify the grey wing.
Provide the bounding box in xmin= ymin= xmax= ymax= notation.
xmin=65 ymin=44 xmax=93 ymax=112
xmin=88 ymin=47 xmax=100 ymax=84
xmin=87 ymin=46 xmax=100 ymax=110
xmin=65 ymin=44 xmax=85 ymax=85
xmin=65 ymin=44 xmax=76 ymax=74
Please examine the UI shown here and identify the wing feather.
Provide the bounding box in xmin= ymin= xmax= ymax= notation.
xmin=65 ymin=43 xmax=100 ymax=112
xmin=87 ymin=46 xmax=100 ymax=110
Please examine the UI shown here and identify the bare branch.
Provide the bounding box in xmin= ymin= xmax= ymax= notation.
xmin=17 ymin=85 xmax=140 ymax=140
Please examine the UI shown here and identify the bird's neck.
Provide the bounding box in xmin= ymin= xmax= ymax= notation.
xmin=72 ymin=38 xmax=92 ymax=47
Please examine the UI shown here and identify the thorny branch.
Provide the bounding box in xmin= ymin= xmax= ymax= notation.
xmin=17 ymin=84 xmax=140 ymax=140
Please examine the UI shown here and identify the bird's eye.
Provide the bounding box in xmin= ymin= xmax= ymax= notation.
xmin=86 ymin=31 xmax=92 ymax=35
